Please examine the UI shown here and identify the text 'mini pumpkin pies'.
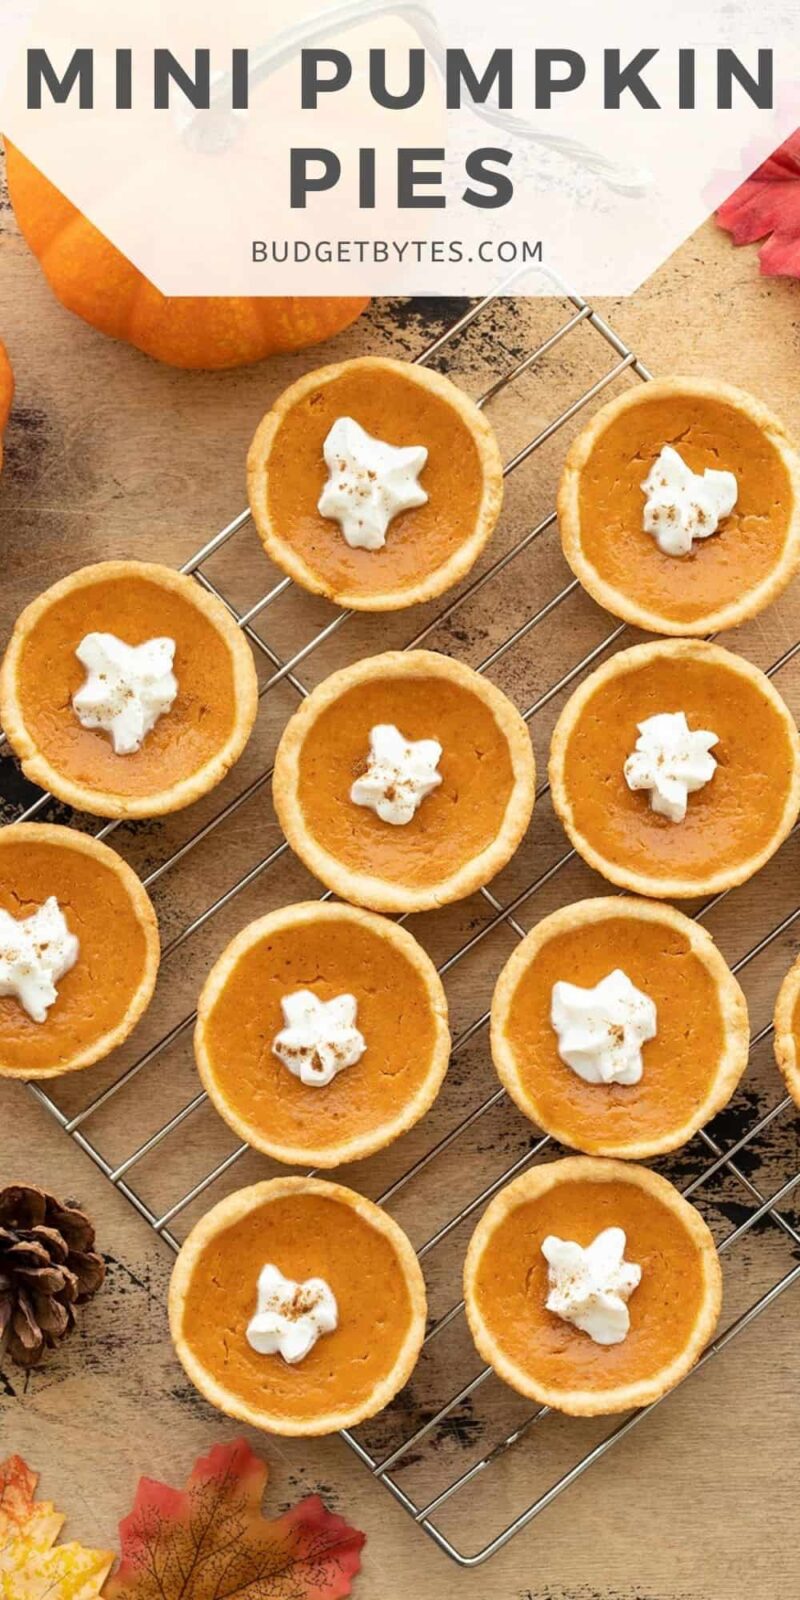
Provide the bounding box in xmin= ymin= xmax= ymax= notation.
xmin=773 ymin=956 xmax=800 ymax=1112
xmin=0 ymin=561 xmax=259 ymax=818
xmin=558 ymin=377 xmax=800 ymax=636
xmin=464 ymin=1157 xmax=722 ymax=1416
xmin=195 ymin=901 xmax=450 ymax=1167
xmin=247 ymin=356 xmax=504 ymax=611
xmin=273 ymin=650 xmax=535 ymax=913
xmin=0 ymin=823 xmax=159 ymax=1079
xmin=491 ymin=897 xmax=749 ymax=1159
xmin=549 ymin=639 xmax=800 ymax=899
xmin=169 ymin=1177 xmax=426 ymax=1436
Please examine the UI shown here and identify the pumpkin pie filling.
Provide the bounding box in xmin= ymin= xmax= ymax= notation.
xmin=11 ymin=576 xmax=235 ymax=798
xmin=493 ymin=902 xmax=747 ymax=1157
xmin=0 ymin=826 xmax=159 ymax=1077
xmin=579 ymin=393 xmax=791 ymax=622
xmin=170 ymin=1181 xmax=426 ymax=1433
xmin=196 ymin=904 xmax=449 ymax=1164
xmin=248 ymin=357 xmax=503 ymax=610
xmin=297 ymin=677 xmax=514 ymax=891
xmin=0 ymin=563 xmax=258 ymax=816
xmin=551 ymin=643 xmax=800 ymax=894
xmin=559 ymin=380 xmax=800 ymax=635
xmin=469 ymin=1175 xmax=707 ymax=1397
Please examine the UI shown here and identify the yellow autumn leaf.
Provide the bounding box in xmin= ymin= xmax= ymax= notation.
xmin=0 ymin=1455 xmax=113 ymax=1600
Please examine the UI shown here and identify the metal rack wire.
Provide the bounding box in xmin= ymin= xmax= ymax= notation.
xmin=7 ymin=286 xmax=800 ymax=1568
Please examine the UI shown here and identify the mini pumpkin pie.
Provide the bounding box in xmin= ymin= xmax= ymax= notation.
xmin=772 ymin=956 xmax=800 ymax=1110
xmin=0 ymin=560 xmax=259 ymax=818
xmin=195 ymin=901 xmax=450 ymax=1167
xmin=246 ymin=355 xmax=504 ymax=611
xmin=464 ymin=1156 xmax=721 ymax=1416
xmin=169 ymin=1177 xmax=426 ymax=1436
xmin=549 ymin=639 xmax=800 ymax=899
xmin=491 ymin=897 xmax=749 ymax=1159
xmin=0 ymin=822 xmax=159 ymax=1078
xmin=558 ymin=377 xmax=800 ymax=636
xmin=273 ymin=650 xmax=535 ymax=913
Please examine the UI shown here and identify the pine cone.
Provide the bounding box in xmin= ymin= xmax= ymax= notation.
xmin=0 ymin=1184 xmax=105 ymax=1367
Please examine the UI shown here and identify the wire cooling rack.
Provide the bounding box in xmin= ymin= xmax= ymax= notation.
xmin=6 ymin=285 xmax=800 ymax=1568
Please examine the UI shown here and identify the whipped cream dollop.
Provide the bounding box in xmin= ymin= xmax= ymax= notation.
xmin=272 ymin=990 xmax=366 ymax=1087
xmin=246 ymin=1263 xmax=338 ymax=1364
xmin=641 ymin=444 xmax=738 ymax=557
xmin=0 ymin=897 xmax=79 ymax=1023
xmin=542 ymin=1227 xmax=642 ymax=1346
xmin=318 ymin=416 xmax=428 ymax=550
xmin=73 ymin=632 xmax=178 ymax=755
xmin=550 ymin=969 xmax=657 ymax=1086
xmin=624 ymin=711 xmax=718 ymax=823
xmin=351 ymin=723 xmax=442 ymax=826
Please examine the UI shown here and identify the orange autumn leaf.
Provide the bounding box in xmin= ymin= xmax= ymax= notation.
xmin=104 ymin=1438 xmax=366 ymax=1600
xmin=0 ymin=1454 xmax=114 ymax=1599
xmin=0 ymin=1455 xmax=36 ymax=1535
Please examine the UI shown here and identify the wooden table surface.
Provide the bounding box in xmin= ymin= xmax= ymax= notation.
xmin=1 ymin=151 xmax=799 ymax=1600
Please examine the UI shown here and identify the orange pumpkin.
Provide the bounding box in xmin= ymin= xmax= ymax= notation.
xmin=5 ymin=143 xmax=369 ymax=370
xmin=0 ymin=338 xmax=13 ymax=473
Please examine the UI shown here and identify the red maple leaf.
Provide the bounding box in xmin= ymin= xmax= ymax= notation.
xmin=716 ymin=128 xmax=800 ymax=277
xmin=103 ymin=1439 xmax=366 ymax=1600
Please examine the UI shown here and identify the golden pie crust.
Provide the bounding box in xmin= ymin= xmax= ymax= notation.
xmin=463 ymin=1156 xmax=722 ymax=1417
xmin=491 ymin=897 xmax=749 ymax=1159
xmin=195 ymin=901 xmax=450 ymax=1167
xmin=0 ymin=560 xmax=259 ymax=818
xmin=246 ymin=355 xmax=504 ymax=611
xmin=558 ymin=377 xmax=800 ymax=636
xmin=773 ymin=956 xmax=800 ymax=1110
xmin=273 ymin=649 xmax=535 ymax=913
xmin=168 ymin=1176 xmax=426 ymax=1436
xmin=549 ymin=639 xmax=800 ymax=899
xmin=0 ymin=822 xmax=160 ymax=1079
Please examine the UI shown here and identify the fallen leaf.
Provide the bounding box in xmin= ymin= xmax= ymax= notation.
xmin=0 ymin=1453 xmax=114 ymax=1599
xmin=716 ymin=129 xmax=800 ymax=276
xmin=0 ymin=1455 xmax=36 ymax=1537
xmin=104 ymin=1438 xmax=366 ymax=1600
